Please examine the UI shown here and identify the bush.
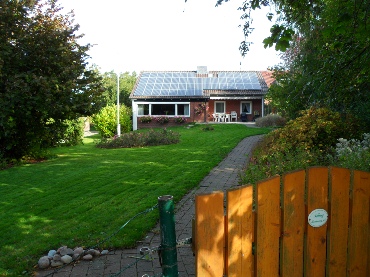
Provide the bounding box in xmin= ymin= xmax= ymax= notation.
xmin=43 ymin=118 xmax=84 ymax=147
xmin=255 ymin=114 xmax=286 ymax=127
xmin=154 ymin=116 xmax=170 ymax=124
xmin=328 ymin=133 xmax=370 ymax=171
xmin=242 ymin=107 xmax=360 ymax=184
xmin=92 ymin=104 xmax=132 ymax=138
xmin=173 ymin=116 xmax=187 ymax=124
xmin=96 ymin=128 xmax=180 ymax=148
xmin=140 ymin=116 xmax=152 ymax=123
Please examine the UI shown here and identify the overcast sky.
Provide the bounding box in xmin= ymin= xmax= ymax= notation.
xmin=59 ymin=0 xmax=282 ymax=73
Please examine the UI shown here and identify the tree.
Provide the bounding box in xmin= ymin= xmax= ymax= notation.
xmin=0 ymin=0 xmax=105 ymax=160
xmin=216 ymin=0 xmax=369 ymax=130
xmin=101 ymin=71 xmax=137 ymax=107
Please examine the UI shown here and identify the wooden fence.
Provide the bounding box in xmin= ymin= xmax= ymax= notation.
xmin=194 ymin=167 xmax=370 ymax=276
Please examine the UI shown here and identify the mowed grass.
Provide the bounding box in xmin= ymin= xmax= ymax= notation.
xmin=0 ymin=124 xmax=269 ymax=276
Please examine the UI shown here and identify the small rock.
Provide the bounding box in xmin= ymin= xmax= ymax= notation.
xmin=60 ymin=247 xmax=74 ymax=256
xmin=48 ymin=250 xmax=56 ymax=257
xmin=38 ymin=256 xmax=50 ymax=269
xmin=53 ymin=254 xmax=61 ymax=261
xmin=50 ymin=260 xmax=63 ymax=267
xmin=83 ymin=254 xmax=93 ymax=261
xmin=61 ymin=255 xmax=73 ymax=264
xmin=101 ymin=250 xmax=109 ymax=255
xmin=74 ymin=247 xmax=84 ymax=255
xmin=73 ymin=253 xmax=81 ymax=261
xmin=94 ymin=250 xmax=100 ymax=256
xmin=86 ymin=249 xmax=96 ymax=256
xmin=57 ymin=246 xmax=66 ymax=254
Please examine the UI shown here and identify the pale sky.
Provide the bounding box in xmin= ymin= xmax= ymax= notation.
xmin=59 ymin=0 xmax=282 ymax=74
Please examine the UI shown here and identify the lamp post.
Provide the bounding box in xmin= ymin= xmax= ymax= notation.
xmin=116 ymin=72 xmax=121 ymax=137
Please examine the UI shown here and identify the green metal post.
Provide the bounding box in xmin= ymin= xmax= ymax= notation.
xmin=158 ymin=195 xmax=178 ymax=277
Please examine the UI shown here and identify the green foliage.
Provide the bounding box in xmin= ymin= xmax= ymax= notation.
xmin=0 ymin=0 xmax=105 ymax=161
xmin=242 ymin=107 xmax=359 ymax=183
xmin=255 ymin=113 xmax=286 ymax=127
xmin=45 ymin=118 xmax=85 ymax=147
xmin=92 ymin=104 xmax=132 ymax=138
xmin=266 ymin=107 xmax=355 ymax=152
xmin=154 ymin=116 xmax=170 ymax=124
xmin=328 ymin=134 xmax=370 ymax=171
xmin=97 ymin=128 xmax=180 ymax=148
xmin=101 ymin=71 xmax=137 ymax=107
xmin=217 ymin=0 xmax=370 ymax=130
xmin=140 ymin=116 xmax=153 ymax=123
xmin=173 ymin=116 xmax=187 ymax=124
xmin=244 ymin=146 xmax=323 ymax=184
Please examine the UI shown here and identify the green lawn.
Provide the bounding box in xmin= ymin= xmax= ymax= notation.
xmin=0 ymin=124 xmax=269 ymax=276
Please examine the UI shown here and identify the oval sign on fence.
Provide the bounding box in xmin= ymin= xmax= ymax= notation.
xmin=308 ymin=209 xmax=328 ymax=227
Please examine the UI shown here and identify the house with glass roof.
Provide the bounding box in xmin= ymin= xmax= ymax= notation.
xmin=129 ymin=66 xmax=270 ymax=130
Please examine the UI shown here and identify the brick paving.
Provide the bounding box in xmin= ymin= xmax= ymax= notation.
xmin=35 ymin=132 xmax=264 ymax=277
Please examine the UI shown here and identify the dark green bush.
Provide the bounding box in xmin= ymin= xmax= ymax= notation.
xmin=96 ymin=128 xmax=180 ymax=148
xmin=43 ymin=118 xmax=84 ymax=147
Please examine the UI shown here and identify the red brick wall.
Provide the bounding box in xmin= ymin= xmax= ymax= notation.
xmin=207 ymin=99 xmax=262 ymax=122
xmin=136 ymin=99 xmax=263 ymax=128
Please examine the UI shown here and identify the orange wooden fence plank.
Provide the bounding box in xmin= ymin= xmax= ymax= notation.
xmin=327 ymin=167 xmax=350 ymax=277
xmin=305 ymin=167 xmax=328 ymax=277
xmin=347 ymin=170 xmax=370 ymax=277
xmin=281 ymin=170 xmax=305 ymax=277
xmin=195 ymin=192 xmax=225 ymax=277
xmin=226 ymin=185 xmax=254 ymax=277
xmin=256 ymin=176 xmax=281 ymax=277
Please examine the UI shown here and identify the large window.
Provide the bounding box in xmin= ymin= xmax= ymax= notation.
xmin=215 ymin=101 xmax=225 ymax=113
xmin=241 ymin=102 xmax=252 ymax=114
xmin=137 ymin=102 xmax=190 ymax=116
xmin=152 ymin=104 xmax=175 ymax=115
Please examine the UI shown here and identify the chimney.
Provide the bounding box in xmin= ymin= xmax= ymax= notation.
xmin=197 ymin=66 xmax=208 ymax=74
xmin=196 ymin=66 xmax=212 ymax=78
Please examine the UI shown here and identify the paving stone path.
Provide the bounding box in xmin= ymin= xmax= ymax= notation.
xmin=35 ymin=134 xmax=264 ymax=277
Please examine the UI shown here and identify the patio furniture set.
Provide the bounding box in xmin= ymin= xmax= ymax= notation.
xmin=212 ymin=111 xmax=238 ymax=122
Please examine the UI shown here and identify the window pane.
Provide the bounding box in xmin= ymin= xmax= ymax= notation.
xmin=216 ymin=102 xmax=225 ymax=113
xmin=177 ymin=104 xmax=190 ymax=116
xmin=152 ymin=104 xmax=175 ymax=115
xmin=241 ymin=102 xmax=251 ymax=114
xmin=138 ymin=104 xmax=149 ymax=115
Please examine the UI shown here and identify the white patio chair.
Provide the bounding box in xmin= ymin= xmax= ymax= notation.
xmin=212 ymin=113 xmax=219 ymax=122
xmin=231 ymin=111 xmax=237 ymax=122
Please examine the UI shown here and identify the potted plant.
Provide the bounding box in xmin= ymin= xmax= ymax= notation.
xmin=173 ymin=116 xmax=187 ymax=124
xmin=154 ymin=116 xmax=170 ymax=124
xmin=140 ymin=116 xmax=152 ymax=123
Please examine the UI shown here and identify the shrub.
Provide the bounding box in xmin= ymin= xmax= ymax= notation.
xmin=42 ymin=118 xmax=84 ymax=147
xmin=140 ymin=116 xmax=152 ymax=123
xmin=255 ymin=114 xmax=286 ymax=127
xmin=263 ymin=107 xmax=356 ymax=154
xmin=242 ymin=107 xmax=359 ymax=184
xmin=173 ymin=116 xmax=187 ymax=124
xmin=96 ymin=128 xmax=180 ymax=148
xmin=154 ymin=116 xmax=170 ymax=124
xmin=328 ymin=133 xmax=370 ymax=171
xmin=92 ymin=104 xmax=132 ymax=138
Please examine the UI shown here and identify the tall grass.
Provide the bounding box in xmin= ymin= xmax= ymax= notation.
xmin=0 ymin=124 xmax=269 ymax=276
